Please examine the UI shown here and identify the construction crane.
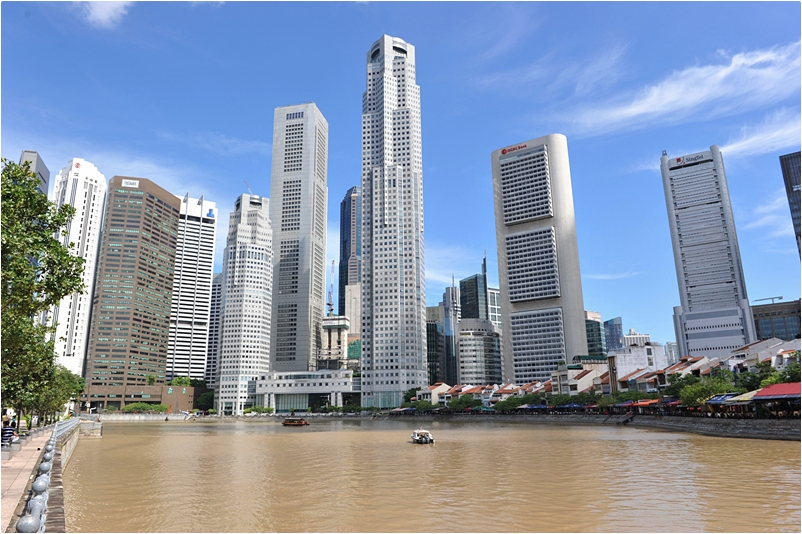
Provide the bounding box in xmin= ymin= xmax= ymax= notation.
xmin=754 ymin=296 xmax=783 ymax=304
xmin=327 ymin=260 xmax=336 ymax=316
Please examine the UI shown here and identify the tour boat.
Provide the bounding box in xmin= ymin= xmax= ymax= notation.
xmin=283 ymin=417 xmax=310 ymax=426
xmin=411 ymin=428 xmax=434 ymax=444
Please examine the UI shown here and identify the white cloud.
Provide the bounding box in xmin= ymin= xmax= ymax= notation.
xmin=719 ymin=108 xmax=801 ymax=157
xmin=568 ymin=41 xmax=801 ymax=136
xmin=156 ymin=131 xmax=271 ymax=156
xmin=742 ymin=189 xmax=795 ymax=239
xmin=79 ymin=2 xmax=134 ymax=29
xmin=583 ymin=271 xmax=644 ymax=280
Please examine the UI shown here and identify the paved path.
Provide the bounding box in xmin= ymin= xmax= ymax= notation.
xmin=1 ymin=431 xmax=51 ymax=533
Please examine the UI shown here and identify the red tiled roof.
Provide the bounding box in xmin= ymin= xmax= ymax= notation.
xmin=574 ymin=369 xmax=592 ymax=380
xmin=618 ymin=368 xmax=646 ymax=382
xmin=754 ymin=382 xmax=801 ymax=399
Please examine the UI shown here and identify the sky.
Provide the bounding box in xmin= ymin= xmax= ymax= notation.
xmin=2 ymin=1 xmax=800 ymax=345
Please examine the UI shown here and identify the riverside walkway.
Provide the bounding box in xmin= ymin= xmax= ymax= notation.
xmin=1 ymin=430 xmax=50 ymax=532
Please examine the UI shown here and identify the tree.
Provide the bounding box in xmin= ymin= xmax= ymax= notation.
xmin=663 ymin=373 xmax=700 ymax=397
xmin=32 ymin=365 xmax=84 ymax=421
xmin=735 ymin=371 xmax=762 ymax=392
xmin=679 ymin=377 xmax=734 ymax=407
xmin=197 ymin=391 xmax=215 ymax=411
xmin=448 ymin=394 xmax=482 ymax=410
xmin=190 ymin=378 xmax=207 ymax=388
xmin=146 ymin=375 xmax=156 ymax=386
xmin=168 ymin=376 xmax=191 ymax=387
xmin=1 ymin=159 xmax=85 ymax=413
xmin=782 ymin=362 xmax=800 ymax=383
xmin=403 ymin=387 xmax=421 ymax=403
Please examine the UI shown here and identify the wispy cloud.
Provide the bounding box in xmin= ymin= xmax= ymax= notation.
xmin=156 ymin=131 xmax=271 ymax=156
xmin=567 ymin=41 xmax=801 ymax=136
xmin=720 ymin=108 xmax=801 ymax=157
xmin=583 ymin=271 xmax=644 ymax=280
xmin=424 ymin=244 xmax=479 ymax=303
xmin=476 ymin=8 xmax=539 ymax=62
xmin=742 ymin=189 xmax=795 ymax=240
xmin=78 ymin=1 xmax=134 ymax=29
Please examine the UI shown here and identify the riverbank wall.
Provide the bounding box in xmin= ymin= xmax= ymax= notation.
xmin=94 ymin=412 xmax=801 ymax=440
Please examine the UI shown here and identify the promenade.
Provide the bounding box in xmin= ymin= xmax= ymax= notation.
xmin=1 ymin=431 xmax=49 ymax=533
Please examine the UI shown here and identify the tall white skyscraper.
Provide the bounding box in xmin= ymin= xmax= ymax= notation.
xmin=360 ymin=35 xmax=428 ymax=408
xmin=205 ymin=273 xmax=223 ymax=389
xmin=215 ymin=194 xmax=273 ymax=415
xmin=48 ymin=158 xmax=107 ymax=376
xmin=661 ymin=146 xmax=756 ymax=359
xmin=166 ymin=195 xmax=218 ymax=381
xmin=269 ymin=103 xmax=328 ymax=373
xmin=492 ymin=134 xmax=588 ymax=384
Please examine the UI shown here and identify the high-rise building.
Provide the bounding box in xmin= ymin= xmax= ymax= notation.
xmin=48 ymin=158 xmax=107 ymax=376
xmin=441 ymin=285 xmax=461 ymax=386
xmin=20 ymin=150 xmax=50 ymax=195
xmin=492 ymin=134 xmax=588 ymax=383
xmin=604 ymin=317 xmax=624 ymax=351
xmin=460 ymin=258 xmax=489 ymax=321
xmin=269 ymin=103 xmax=328 ymax=374
xmin=779 ymin=152 xmax=801 ymax=255
xmin=344 ymin=283 xmax=362 ymax=365
xmin=205 ymin=273 xmax=223 ymax=389
xmin=753 ymin=299 xmax=801 ymax=341
xmin=426 ymin=321 xmax=445 ymax=385
xmin=584 ymin=311 xmax=607 ymax=356
xmin=487 ymin=287 xmax=502 ymax=330
xmin=216 ymin=194 xmax=273 ymax=415
xmin=457 ymin=318 xmax=502 ymax=385
xmin=84 ymin=176 xmax=180 ymax=394
xmin=360 ymin=35 xmax=428 ymax=407
xmin=661 ymin=146 xmax=756 ymax=359
xmin=166 ymin=195 xmax=218 ymax=381
xmin=339 ymin=186 xmax=362 ymax=315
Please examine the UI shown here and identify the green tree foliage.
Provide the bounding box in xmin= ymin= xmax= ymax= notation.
xmin=190 ymin=378 xmax=207 ymax=388
xmin=664 ymin=373 xmax=701 ymax=397
xmin=1 ymin=159 xmax=85 ymax=413
xmin=32 ymin=365 xmax=84 ymax=419
xmin=196 ymin=391 xmax=215 ymax=411
xmin=168 ymin=376 xmax=191 ymax=386
xmin=403 ymin=387 xmax=421 ymax=403
xmin=121 ymin=403 xmax=169 ymax=413
xmin=735 ymin=371 xmax=762 ymax=392
xmin=146 ymin=375 xmax=156 ymax=386
xmin=782 ymin=362 xmax=800 ymax=383
xmin=679 ymin=377 xmax=737 ymax=407
xmin=448 ymin=394 xmax=482 ymax=410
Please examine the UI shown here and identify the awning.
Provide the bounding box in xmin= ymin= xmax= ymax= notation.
xmin=725 ymin=389 xmax=762 ymax=403
xmin=632 ymin=399 xmax=659 ymax=407
xmin=706 ymin=393 xmax=740 ymax=405
xmin=753 ymin=382 xmax=801 ymax=401
xmin=615 ymin=400 xmax=634 ymax=407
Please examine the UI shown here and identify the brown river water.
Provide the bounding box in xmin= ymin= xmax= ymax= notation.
xmin=62 ymin=419 xmax=800 ymax=532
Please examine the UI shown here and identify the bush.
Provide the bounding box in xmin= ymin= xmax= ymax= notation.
xmin=121 ymin=402 xmax=169 ymax=413
xmin=208 ymin=409 xmax=217 ymax=414
xmin=104 ymin=405 xmax=119 ymax=412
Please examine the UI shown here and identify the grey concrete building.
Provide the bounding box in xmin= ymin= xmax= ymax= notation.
xmin=661 ymin=146 xmax=756 ymax=359
xmin=339 ymin=186 xmax=361 ymax=315
xmin=779 ymin=151 xmax=800 ymax=255
xmin=269 ymin=103 xmax=328 ymax=374
xmin=492 ymin=134 xmax=588 ymax=383
xmin=19 ymin=150 xmax=50 ymax=195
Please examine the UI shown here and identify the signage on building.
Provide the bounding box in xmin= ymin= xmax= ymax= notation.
xmin=74 ymin=162 xmax=81 ymax=168
xmin=121 ymin=179 xmax=140 ymax=188
xmin=501 ymin=144 xmax=528 ymax=156
xmin=668 ymin=151 xmax=712 ymax=169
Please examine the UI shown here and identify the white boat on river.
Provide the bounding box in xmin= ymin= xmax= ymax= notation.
xmin=411 ymin=428 xmax=434 ymax=444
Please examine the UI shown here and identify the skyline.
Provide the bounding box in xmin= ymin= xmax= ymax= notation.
xmin=2 ymin=2 xmax=800 ymax=346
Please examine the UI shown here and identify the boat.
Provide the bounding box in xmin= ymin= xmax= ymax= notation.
xmin=411 ymin=428 xmax=434 ymax=444
xmin=283 ymin=417 xmax=310 ymax=426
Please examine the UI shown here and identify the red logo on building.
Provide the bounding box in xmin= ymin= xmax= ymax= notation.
xmin=676 ymin=158 xmax=682 ymax=163
xmin=502 ymin=149 xmax=508 ymax=155
xmin=75 ymin=162 xmax=81 ymax=168
xmin=501 ymin=144 xmax=527 ymax=156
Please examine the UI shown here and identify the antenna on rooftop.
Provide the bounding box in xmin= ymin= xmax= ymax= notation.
xmin=754 ymin=296 xmax=783 ymax=304
xmin=327 ymin=260 xmax=336 ymax=316
xmin=244 ymin=180 xmax=253 ymax=195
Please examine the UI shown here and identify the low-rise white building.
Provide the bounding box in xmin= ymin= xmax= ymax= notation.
xmin=255 ymin=370 xmax=359 ymax=412
xmin=607 ymin=344 xmax=668 ymax=393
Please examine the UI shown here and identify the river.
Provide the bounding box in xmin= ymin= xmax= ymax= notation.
xmin=63 ymin=419 xmax=800 ymax=532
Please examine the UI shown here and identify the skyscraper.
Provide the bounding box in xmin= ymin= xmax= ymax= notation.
xmin=661 ymin=146 xmax=756 ymax=359
xmin=205 ymin=273 xmax=223 ymax=389
xmin=216 ymin=194 xmax=273 ymax=415
xmin=457 ymin=318 xmax=502 ymax=385
xmin=360 ymin=35 xmax=427 ymax=407
xmin=84 ymin=176 xmax=180 ymax=394
xmin=441 ymin=284 xmax=461 ymax=386
xmin=460 ymin=257 xmax=489 ymax=321
xmin=779 ymin=151 xmax=800 ymax=255
xmin=604 ymin=317 xmax=624 ymax=351
xmin=339 ymin=186 xmax=362 ymax=315
xmin=269 ymin=103 xmax=328 ymax=374
xmin=487 ymin=287 xmax=502 ymax=330
xmin=20 ymin=150 xmax=50 ymax=195
xmin=166 ymin=195 xmax=218 ymax=381
xmin=48 ymin=158 xmax=107 ymax=376
xmin=492 ymin=134 xmax=588 ymax=384
xmin=584 ymin=311 xmax=607 ymax=356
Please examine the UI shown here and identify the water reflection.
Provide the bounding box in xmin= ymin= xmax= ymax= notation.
xmin=63 ymin=420 xmax=800 ymax=532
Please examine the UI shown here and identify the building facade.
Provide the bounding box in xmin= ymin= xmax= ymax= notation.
xmin=205 ymin=273 xmax=223 ymax=389
xmin=460 ymin=258 xmax=489 ymax=321
xmin=441 ymin=285 xmax=461 ymax=386
xmin=269 ymin=103 xmax=328 ymax=374
xmin=752 ymin=299 xmax=801 ymax=341
xmin=492 ymin=134 xmax=588 ymax=384
xmin=166 ymin=195 xmax=217 ymax=381
xmin=623 ymin=328 xmax=651 ymax=348
xmin=426 ymin=321 xmax=445 ymax=385
xmin=20 ymin=150 xmax=50 ymax=195
xmin=215 ymin=194 xmax=273 ymax=415
xmin=83 ymin=176 xmax=180 ymax=406
xmin=584 ymin=311 xmax=607 ymax=356
xmin=457 ymin=318 xmax=503 ymax=385
xmin=660 ymin=146 xmax=756 ymax=359
xmin=487 ymin=287 xmax=502 ymax=330
xmin=604 ymin=317 xmax=624 ymax=351
xmin=360 ymin=35 xmax=428 ymax=407
xmin=779 ymin=151 xmax=801 ymax=255
xmin=48 ymin=158 xmax=107 ymax=377
xmin=339 ymin=186 xmax=362 ymax=315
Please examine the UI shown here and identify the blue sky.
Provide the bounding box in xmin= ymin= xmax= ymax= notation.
xmin=3 ymin=2 xmax=800 ymax=345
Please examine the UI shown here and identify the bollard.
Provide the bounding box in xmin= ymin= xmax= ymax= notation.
xmin=37 ymin=461 xmax=51 ymax=475
xmin=31 ymin=477 xmax=48 ymax=496
xmin=42 ymin=452 xmax=53 ymax=462
xmin=26 ymin=500 xmax=43 ymax=517
xmin=15 ymin=514 xmax=40 ymax=533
